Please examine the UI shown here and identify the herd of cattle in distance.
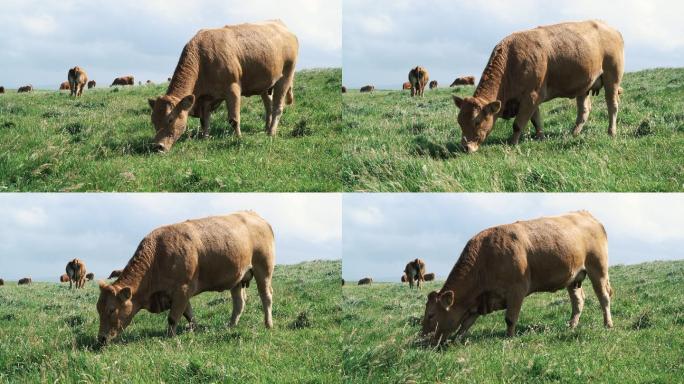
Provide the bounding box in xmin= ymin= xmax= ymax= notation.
xmin=0 ymin=258 xmax=115 ymax=289
xmin=348 ymin=210 xmax=614 ymax=346
xmin=0 ymin=20 xmax=299 ymax=153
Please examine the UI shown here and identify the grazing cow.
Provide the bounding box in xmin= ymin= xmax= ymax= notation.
xmin=359 ymin=85 xmax=375 ymax=93
xmin=358 ymin=277 xmax=373 ymax=285
xmin=453 ymin=20 xmax=624 ymax=153
xmin=111 ymin=76 xmax=135 ymax=86
xmin=422 ymin=211 xmax=613 ymax=345
xmin=402 ymin=82 xmax=412 ymax=90
xmin=66 ymin=258 xmax=87 ymax=289
xmin=146 ymin=80 xmax=154 ymax=85
xmin=108 ymin=269 xmax=123 ymax=279
xmin=0 ymin=86 xmax=4 ymax=94
xmin=86 ymin=273 xmax=95 ymax=281
xmin=59 ymin=81 xmax=71 ymax=91
xmin=96 ymin=211 xmax=275 ymax=344
xmin=147 ymin=20 xmax=299 ymax=152
xmin=68 ymin=66 xmax=88 ymax=97
xmin=404 ymin=258 xmax=426 ymax=289
xmin=449 ymin=76 xmax=475 ymax=87
xmin=60 ymin=274 xmax=70 ymax=283
xmin=18 ymin=85 xmax=33 ymax=93
xmin=423 ymin=273 xmax=435 ymax=282
xmin=429 ymin=80 xmax=438 ymax=89
xmin=408 ymin=66 xmax=429 ymax=97
xmin=18 ymin=278 xmax=32 ymax=285
xmin=341 ymin=86 xmax=347 ymax=93
xmin=0 ymin=278 xmax=4 ymax=285
xmin=87 ymin=80 xmax=96 ymax=89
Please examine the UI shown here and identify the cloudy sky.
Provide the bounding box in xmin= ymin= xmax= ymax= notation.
xmin=0 ymin=193 xmax=341 ymax=282
xmin=342 ymin=193 xmax=684 ymax=282
xmin=0 ymin=0 xmax=341 ymax=89
xmin=344 ymin=0 xmax=684 ymax=89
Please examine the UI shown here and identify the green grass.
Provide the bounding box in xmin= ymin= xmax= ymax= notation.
xmin=342 ymin=260 xmax=684 ymax=383
xmin=0 ymin=68 xmax=342 ymax=192
xmin=0 ymin=260 xmax=341 ymax=383
xmin=342 ymin=68 xmax=684 ymax=191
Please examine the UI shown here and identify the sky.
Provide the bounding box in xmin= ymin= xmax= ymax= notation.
xmin=0 ymin=193 xmax=341 ymax=282
xmin=343 ymin=0 xmax=684 ymax=89
xmin=342 ymin=193 xmax=684 ymax=282
xmin=0 ymin=0 xmax=341 ymax=89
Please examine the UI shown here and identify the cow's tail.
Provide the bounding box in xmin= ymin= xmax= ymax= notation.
xmin=285 ymin=86 xmax=294 ymax=105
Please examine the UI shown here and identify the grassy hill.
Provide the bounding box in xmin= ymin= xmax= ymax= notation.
xmin=0 ymin=68 xmax=342 ymax=192
xmin=0 ymin=260 xmax=341 ymax=383
xmin=342 ymin=68 xmax=684 ymax=191
xmin=342 ymin=260 xmax=684 ymax=383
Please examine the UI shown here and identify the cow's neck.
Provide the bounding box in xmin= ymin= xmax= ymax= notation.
xmin=113 ymin=237 xmax=157 ymax=296
xmin=473 ymin=40 xmax=510 ymax=103
xmin=441 ymin=239 xmax=481 ymax=297
xmin=166 ymin=42 xmax=200 ymax=100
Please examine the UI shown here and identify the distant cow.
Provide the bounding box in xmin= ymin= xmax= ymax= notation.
xmin=18 ymin=278 xmax=32 ymax=285
xmin=68 ymin=66 xmax=88 ymax=97
xmin=59 ymin=81 xmax=71 ymax=90
xmin=87 ymin=80 xmax=96 ymax=89
xmin=449 ymin=76 xmax=475 ymax=87
xmin=0 ymin=86 xmax=4 ymax=94
xmin=404 ymin=258 xmax=426 ymax=288
xmin=358 ymin=277 xmax=373 ymax=285
xmin=167 ymin=77 xmax=172 ymax=82
xmin=17 ymin=85 xmax=33 ymax=93
xmin=108 ymin=269 xmax=123 ymax=279
xmin=408 ymin=66 xmax=429 ymax=97
xmin=423 ymin=273 xmax=435 ymax=281
xmin=146 ymin=80 xmax=154 ymax=85
xmin=111 ymin=75 xmax=134 ymax=86
xmin=359 ymin=85 xmax=375 ymax=93
xmin=422 ymin=211 xmax=613 ymax=345
xmin=402 ymin=82 xmax=412 ymax=90
xmin=429 ymin=80 xmax=438 ymax=89
xmin=401 ymin=274 xmax=407 ymax=283
xmin=66 ymin=258 xmax=87 ymax=289
xmin=86 ymin=273 xmax=95 ymax=281
xmin=341 ymin=278 xmax=345 ymax=286
xmin=341 ymin=86 xmax=347 ymax=93
xmin=0 ymin=278 xmax=4 ymax=285
xmin=60 ymin=274 xmax=70 ymax=283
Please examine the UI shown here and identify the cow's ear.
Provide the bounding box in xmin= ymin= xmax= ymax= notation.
xmin=178 ymin=95 xmax=195 ymax=111
xmin=483 ymin=100 xmax=501 ymax=115
xmin=427 ymin=290 xmax=439 ymax=302
xmin=117 ymin=287 xmax=132 ymax=301
xmin=148 ymin=98 xmax=156 ymax=109
xmin=453 ymin=96 xmax=464 ymax=109
xmin=439 ymin=290 xmax=455 ymax=310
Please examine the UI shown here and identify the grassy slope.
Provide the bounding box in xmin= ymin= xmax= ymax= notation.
xmin=0 ymin=260 xmax=341 ymax=383
xmin=342 ymin=68 xmax=684 ymax=191
xmin=342 ymin=260 xmax=684 ymax=383
xmin=0 ymin=68 xmax=342 ymax=192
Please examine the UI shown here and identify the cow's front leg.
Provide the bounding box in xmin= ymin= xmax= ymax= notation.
xmin=183 ymin=302 xmax=196 ymax=331
xmin=167 ymin=287 xmax=190 ymax=337
xmin=531 ymin=107 xmax=545 ymax=140
xmin=199 ymin=103 xmax=211 ymax=139
xmin=504 ymin=294 xmax=524 ymax=337
xmin=227 ymin=84 xmax=242 ymax=137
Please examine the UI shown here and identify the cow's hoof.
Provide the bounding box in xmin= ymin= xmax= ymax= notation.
xmin=534 ymin=133 xmax=546 ymax=140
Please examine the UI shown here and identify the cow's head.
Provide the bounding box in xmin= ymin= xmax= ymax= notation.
xmin=97 ymin=281 xmax=135 ymax=344
xmin=148 ymin=95 xmax=195 ymax=152
xmin=453 ymin=96 xmax=501 ymax=153
xmin=421 ymin=290 xmax=460 ymax=344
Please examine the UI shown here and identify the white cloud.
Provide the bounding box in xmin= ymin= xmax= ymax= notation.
xmin=346 ymin=206 xmax=384 ymax=227
xmin=21 ymin=14 xmax=57 ymax=35
xmin=11 ymin=207 xmax=48 ymax=227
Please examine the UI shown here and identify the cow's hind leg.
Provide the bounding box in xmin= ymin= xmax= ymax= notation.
xmin=253 ymin=265 xmax=274 ymax=328
xmin=267 ymin=77 xmax=291 ymax=136
xmin=567 ymin=286 xmax=585 ymax=328
xmin=229 ymin=285 xmax=245 ymax=327
xmin=572 ymin=94 xmax=592 ymax=136
xmin=226 ymin=83 xmax=242 ymax=137
xmin=604 ymin=85 xmax=619 ymax=137
xmin=261 ymin=91 xmax=273 ymax=132
xmin=587 ymin=269 xmax=613 ymax=328
xmin=183 ymin=302 xmax=196 ymax=331
xmin=531 ymin=107 xmax=545 ymax=140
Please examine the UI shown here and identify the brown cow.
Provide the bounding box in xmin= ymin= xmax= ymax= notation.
xmin=96 ymin=211 xmax=275 ymax=344
xmin=146 ymin=80 xmax=154 ymax=85
xmin=147 ymin=20 xmax=299 ymax=152
xmin=453 ymin=20 xmax=624 ymax=153
xmin=108 ymin=269 xmax=123 ymax=279
xmin=68 ymin=66 xmax=88 ymax=97
xmin=17 ymin=85 xmax=33 ymax=93
xmin=421 ymin=211 xmax=613 ymax=345
xmin=86 ymin=273 xmax=95 ymax=281
xmin=359 ymin=85 xmax=374 ymax=93
xmin=0 ymin=86 xmax=4 ymax=94
xmin=87 ymin=80 xmax=96 ymax=89
xmin=111 ymin=75 xmax=134 ymax=86
xmin=449 ymin=76 xmax=475 ymax=87
xmin=59 ymin=81 xmax=71 ymax=91
xmin=429 ymin=80 xmax=438 ymax=89
xmin=423 ymin=273 xmax=435 ymax=282
xmin=66 ymin=258 xmax=87 ymax=289
xmin=18 ymin=277 xmax=32 ymax=285
xmin=341 ymin=86 xmax=347 ymax=93
xmin=408 ymin=66 xmax=429 ymax=97
xmin=60 ymin=274 xmax=70 ymax=283
xmin=404 ymin=258 xmax=426 ymax=289
xmin=402 ymin=82 xmax=412 ymax=90
xmin=358 ymin=277 xmax=373 ymax=285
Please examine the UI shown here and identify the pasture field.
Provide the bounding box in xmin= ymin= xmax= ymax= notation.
xmin=0 ymin=260 xmax=341 ymax=383
xmin=342 ymin=68 xmax=684 ymax=191
xmin=0 ymin=68 xmax=342 ymax=192
xmin=342 ymin=260 xmax=684 ymax=383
